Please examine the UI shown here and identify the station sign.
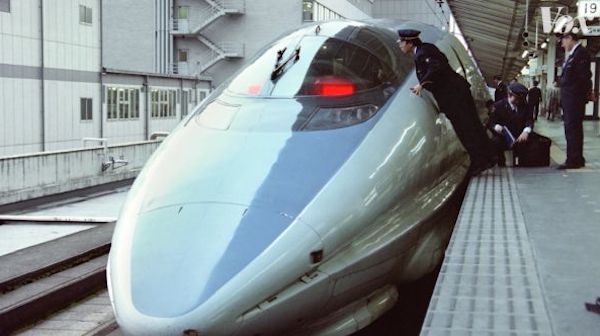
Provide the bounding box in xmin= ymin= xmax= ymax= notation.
xmin=583 ymin=25 xmax=600 ymax=35
xmin=578 ymin=0 xmax=600 ymax=19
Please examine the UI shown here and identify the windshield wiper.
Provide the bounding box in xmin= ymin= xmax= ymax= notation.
xmin=271 ymin=46 xmax=301 ymax=81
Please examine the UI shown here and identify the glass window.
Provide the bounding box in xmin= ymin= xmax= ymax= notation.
xmin=177 ymin=6 xmax=189 ymax=19
xmin=151 ymin=90 xmax=159 ymax=117
xmin=170 ymin=90 xmax=177 ymax=116
xmin=151 ymin=89 xmax=176 ymax=118
xmin=178 ymin=49 xmax=188 ymax=62
xmin=132 ymin=89 xmax=139 ymax=118
xmin=107 ymin=86 xmax=139 ymax=120
xmin=107 ymin=88 xmax=117 ymax=119
xmin=118 ymin=89 xmax=129 ymax=119
xmin=80 ymin=98 xmax=92 ymax=121
xmin=79 ymin=5 xmax=92 ymax=24
xmin=226 ymin=26 xmax=406 ymax=98
xmin=0 ymin=0 xmax=10 ymax=13
xmin=302 ymin=0 xmax=313 ymax=22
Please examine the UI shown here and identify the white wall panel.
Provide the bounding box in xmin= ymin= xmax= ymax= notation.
xmin=43 ymin=0 xmax=100 ymax=71
xmin=43 ymin=80 xmax=100 ymax=152
xmin=0 ymin=78 xmax=41 ymax=157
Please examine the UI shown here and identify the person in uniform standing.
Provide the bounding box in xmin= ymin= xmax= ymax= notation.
xmin=558 ymin=32 xmax=592 ymax=169
xmin=397 ymin=29 xmax=495 ymax=176
xmin=493 ymin=75 xmax=507 ymax=102
xmin=527 ymin=81 xmax=542 ymax=120
xmin=489 ymin=83 xmax=534 ymax=166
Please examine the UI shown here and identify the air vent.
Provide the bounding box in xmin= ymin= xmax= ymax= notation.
xmin=310 ymin=250 xmax=323 ymax=263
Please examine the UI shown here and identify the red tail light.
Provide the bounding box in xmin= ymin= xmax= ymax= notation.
xmin=315 ymin=77 xmax=356 ymax=96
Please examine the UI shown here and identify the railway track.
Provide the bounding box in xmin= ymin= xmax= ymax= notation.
xmin=0 ymin=219 xmax=115 ymax=334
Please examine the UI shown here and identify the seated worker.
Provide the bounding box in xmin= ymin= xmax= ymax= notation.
xmin=489 ymin=83 xmax=534 ymax=166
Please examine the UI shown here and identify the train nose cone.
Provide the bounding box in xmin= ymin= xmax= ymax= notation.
xmin=129 ymin=202 xmax=293 ymax=318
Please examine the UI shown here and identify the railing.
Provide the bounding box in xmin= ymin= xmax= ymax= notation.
xmin=219 ymin=42 xmax=245 ymax=56
xmin=217 ymin=0 xmax=245 ymax=13
xmin=187 ymin=0 xmax=245 ymax=34
xmin=190 ymin=6 xmax=223 ymax=34
xmin=171 ymin=18 xmax=190 ymax=34
xmin=171 ymin=63 xmax=189 ymax=75
xmin=82 ymin=137 xmax=108 ymax=155
xmin=195 ymin=41 xmax=244 ymax=74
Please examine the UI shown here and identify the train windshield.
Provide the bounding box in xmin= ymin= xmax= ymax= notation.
xmin=226 ymin=26 xmax=406 ymax=98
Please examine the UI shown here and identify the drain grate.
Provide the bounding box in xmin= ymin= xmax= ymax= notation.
xmin=420 ymin=168 xmax=553 ymax=336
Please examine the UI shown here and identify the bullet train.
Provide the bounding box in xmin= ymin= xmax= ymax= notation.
xmin=108 ymin=19 xmax=490 ymax=335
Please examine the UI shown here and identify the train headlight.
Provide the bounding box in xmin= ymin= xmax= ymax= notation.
xmin=302 ymin=104 xmax=378 ymax=131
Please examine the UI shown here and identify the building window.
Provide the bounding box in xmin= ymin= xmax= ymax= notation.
xmin=0 ymin=0 xmax=10 ymax=13
xmin=178 ymin=49 xmax=188 ymax=62
xmin=107 ymin=87 xmax=140 ymax=120
xmin=79 ymin=5 xmax=92 ymax=24
xmin=302 ymin=1 xmax=313 ymax=22
xmin=151 ymin=89 xmax=177 ymax=118
xmin=80 ymin=98 xmax=93 ymax=121
xmin=177 ymin=6 xmax=189 ymax=19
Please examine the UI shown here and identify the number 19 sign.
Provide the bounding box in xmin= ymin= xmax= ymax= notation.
xmin=579 ymin=0 xmax=600 ymax=18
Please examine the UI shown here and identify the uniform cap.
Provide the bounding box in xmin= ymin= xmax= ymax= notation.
xmin=397 ymin=29 xmax=421 ymax=42
xmin=557 ymin=31 xmax=581 ymax=41
xmin=508 ymin=83 xmax=528 ymax=97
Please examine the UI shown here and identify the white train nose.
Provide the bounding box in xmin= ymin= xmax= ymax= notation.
xmin=111 ymin=200 xmax=324 ymax=335
xmin=129 ymin=203 xmax=243 ymax=317
xmin=129 ymin=202 xmax=299 ymax=318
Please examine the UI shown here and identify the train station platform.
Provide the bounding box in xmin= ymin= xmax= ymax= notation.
xmin=4 ymin=118 xmax=600 ymax=336
xmin=421 ymin=118 xmax=600 ymax=336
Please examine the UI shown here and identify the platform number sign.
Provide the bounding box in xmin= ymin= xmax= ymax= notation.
xmin=579 ymin=0 xmax=600 ymax=18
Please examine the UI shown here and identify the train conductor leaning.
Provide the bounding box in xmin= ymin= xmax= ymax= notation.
xmin=397 ymin=29 xmax=496 ymax=176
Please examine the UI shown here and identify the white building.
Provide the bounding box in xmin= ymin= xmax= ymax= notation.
xmin=0 ymin=0 xmax=210 ymax=157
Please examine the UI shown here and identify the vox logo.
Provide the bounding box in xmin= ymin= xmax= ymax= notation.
xmin=540 ymin=6 xmax=596 ymax=34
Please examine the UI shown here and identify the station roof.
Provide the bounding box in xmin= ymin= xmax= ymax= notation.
xmin=447 ymin=0 xmax=598 ymax=84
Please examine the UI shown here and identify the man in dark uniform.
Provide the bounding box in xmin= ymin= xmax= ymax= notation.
xmin=527 ymin=81 xmax=542 ymax=120
xmin=397 ymin=29 xmax=495 ymax=176
xmin=493 ymin=75 xmax=507 ymax=102
xmin=558 ymin=32 xmax=592 ymax=169
xmin=489 ymin=83 xmax=534 ymax=166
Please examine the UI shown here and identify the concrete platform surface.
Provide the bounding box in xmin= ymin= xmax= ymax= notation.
xmin=421 ymin=119 xmax=600 ymax=335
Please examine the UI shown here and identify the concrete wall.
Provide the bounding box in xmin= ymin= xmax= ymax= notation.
xmin=0 ymin=141 xmax=161 ymax=207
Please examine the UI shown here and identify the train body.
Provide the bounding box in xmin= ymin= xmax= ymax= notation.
xmin=108 ymin=19 xmax=490 ymax=335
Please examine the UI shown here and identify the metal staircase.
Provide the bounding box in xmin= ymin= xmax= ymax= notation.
xmin=171 ymin=0 xmax=245 ymax=76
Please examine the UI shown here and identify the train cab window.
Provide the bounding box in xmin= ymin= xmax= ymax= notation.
xmin=225 ymin=26 xmax=408 ymax=99
xmin=295 ymin=38 xmax=394 ymax=96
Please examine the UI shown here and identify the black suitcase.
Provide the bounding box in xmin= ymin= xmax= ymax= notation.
xmin=514 ymin=132 xmax=551 ymax=167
